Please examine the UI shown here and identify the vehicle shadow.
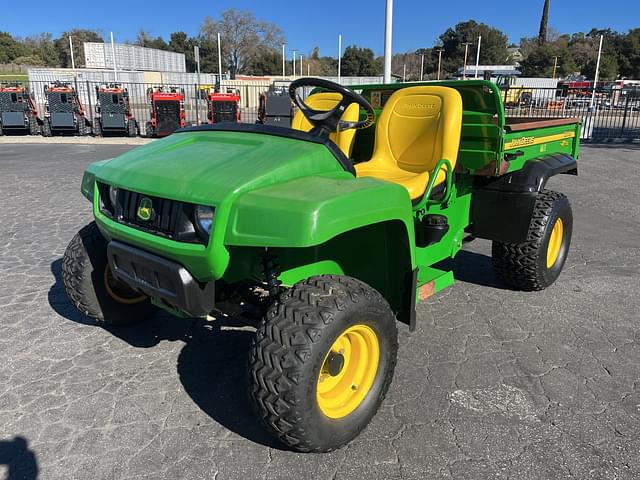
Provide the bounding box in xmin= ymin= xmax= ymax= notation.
xmin=0 ymin=436 xmax=38 ymax=480
xmin=48 ymin=259 xmax=282 ymax=449
xmin=441 ymin=249 xmax=506 ymax=289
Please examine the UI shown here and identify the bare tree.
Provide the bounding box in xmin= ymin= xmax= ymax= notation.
xmin=200 ymin=9 xmax=284 ymax=78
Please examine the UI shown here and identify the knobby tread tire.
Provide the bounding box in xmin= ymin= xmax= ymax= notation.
xmin=248 ymin=275 xmax=398 ymax=453
xmin=492 ymin=189 xmax=572 ymax=291
xmin=62 ymin=222 xmax=156 ymax=325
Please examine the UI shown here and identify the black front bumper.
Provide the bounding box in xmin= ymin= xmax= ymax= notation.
xmin=107 ymin=241 xmax=215 ymax=317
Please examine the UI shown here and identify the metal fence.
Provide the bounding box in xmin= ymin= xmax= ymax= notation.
xmin=26 ymin=79 xmax=272 ymax=135
xmin=9 ymin=78 xmax=640 ymax=141
xmin=501 ymin=85 xmax=640 ymax=141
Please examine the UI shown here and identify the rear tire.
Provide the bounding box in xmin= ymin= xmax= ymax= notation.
xmin=248 ymin=275 xmax=398 ymax=452
xmin=62 ymin=222 xmax=157 ymax=325
xmin=28 ymin=115 xmax=39 ymax=135
xmin=42 ymin=118 xmax=52 ymax=137
xmin=492 ymin=189 xmax=572 ymax=291
xmin=127 ymin=119 xmax=138 ymax=137
xmin=93 ymin=117 xmax=102 ymax=137
xmin=145 ymin=121 xmax=155 ymax=138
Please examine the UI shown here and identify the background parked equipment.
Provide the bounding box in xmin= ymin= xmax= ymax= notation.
xmin=145 ymin=86 xmax=186 ymax=137
xmin=0 ymin=83 xmax=40 ymax=136
xmin=257 ymin=86 xmax=293 ymax=127
xmin=93 ymin=83 xmax=138 ymax=137
xmin=207 ymin=89 xmax=241 ymax=124
xmin=42 ymin=82 xmax=91 ymax=136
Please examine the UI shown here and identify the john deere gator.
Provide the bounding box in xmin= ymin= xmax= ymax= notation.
xmin=63 ymin=78 xmax=579 ymax=452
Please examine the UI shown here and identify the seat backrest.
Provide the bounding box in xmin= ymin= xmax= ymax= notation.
xmin=372 ymin=86 xmax=462 ymax=174
xmin=291 ymin=92 xmax=360 ymax=157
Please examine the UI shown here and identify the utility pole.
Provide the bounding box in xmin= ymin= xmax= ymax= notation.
xmin=383 ymin=0 xmax=393 ymax=83
xmin=403 ymin=64 xmax=406 ymax=82
xmin=217 ymin=33 xmax=223 ymax=82
xmin=282 ymin=44 xmax=286 ymax=77
xmin=474 ymin=36 xmax=482 ymax=79
xmin=68 ymin=36 xmax=76 ymax=71
xmin=552 ymin=56 xmax=558 ymax=79
xmin=194 ymin=45 xmax=201 ymax=124
xmin=437 ymin=49 xmax=444 ymax=80
xmin=110 ymin=32 xmax=118 ymax=81
xmin=419 ymin=51 xmax=424 ymax=81
xmin=338 ymin=34 xmax=342 ymax=83
xmin=462 ymin=42 xmax=471 ymax=80
xmin=590 ymin=35 xmax=604 ymax=110
xmin=292 ymin=49 xmax=297 ymax=79
xmin=300 ymin=55 xmax=304 ymax=77
xmin=308 ymin=64 xmax=310 ymax=76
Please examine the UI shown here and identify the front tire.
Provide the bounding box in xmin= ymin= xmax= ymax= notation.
xmin=492 ymin=189 xmax=573 ymax=291
xmin=62 ymin=222 xmax=157 ymax=325
xmin=248 ymin=275 xmax=398 ymax=452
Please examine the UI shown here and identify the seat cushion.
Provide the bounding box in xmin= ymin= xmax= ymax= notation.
xmin=355 ymin=160 xmax=447 ymax=200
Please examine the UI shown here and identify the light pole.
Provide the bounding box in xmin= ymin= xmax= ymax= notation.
xmin=383 ymin=0 xmax=393 ymax=83
xmin=110 ymin=32 xmax=118 ymax=81
xmin=282 ymin=44 xmax=286 ymax=77
xmin=300 ymin=54 xmax=304 ymax=77
xmin=552 ymin=56 xmax=558 ymax=79
xmin=68 ymin=35 xmax=76 ymax=71
xmin=292 ymin=49 xmax=297 ymax=79
xmin=338 ymin=34 xmax=342 ymax=83
xmin=590 ymin=35 xmax=604 ymax=110
xmin=474 ymin=35 xmax=482 ymax=79
xmin=402 ymin=63 xmax=406 ymax=82
xmin=462 ymin=42 xmax=471 ymax=80
xmin=437 ymin=49 xmax=444 ymax=80
xmin=418 ymin=51 xmax=424 ymax=81
xmin=217 ymin=32 xmax=223 ymax=82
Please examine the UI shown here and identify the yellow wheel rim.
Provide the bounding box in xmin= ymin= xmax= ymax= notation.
xmin=103 ymin=266 xmax=146 ymax=305
xmin=546 ymin=218 xmax=564 ymax=268
xmin=316 ymin=324 xmax=380 ymax=419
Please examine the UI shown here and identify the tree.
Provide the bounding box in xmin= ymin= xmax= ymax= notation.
xmin=23 ymin=33 xmax=58 ymax=66
xmin=246 ymin=48 xmax=281 ymax=76
xmin=200 ymin=9 xmax=285 ymax=78
xmin=168 ymin=31 xmax=197 ymax=72
xmin=538 ymin=0 xmax=550 ymax=44
xmin=0 ymin=32 xmax=26 ymax=64
xmin=54 ymin=29 xmax=103 ymax=68
xmin=438 ymin=21 xmax=509 ymax=76
xmin=135 ymin=29 xmax=169 ymax=50
xmin=341 ymin=46 xmax=379 ymax=76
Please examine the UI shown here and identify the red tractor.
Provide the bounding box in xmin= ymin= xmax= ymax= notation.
xmin=145 ymin=86 xmax=186 ymax=137
xmin=93 ymin=83 xmax=138 ymax=137
xmin=207 ymin=89 xmax=241 ymax=124
xmin=0 ymin=83 xmax=40 ymax=135
xmin=42 ymin=81 xmax=91 ymax=136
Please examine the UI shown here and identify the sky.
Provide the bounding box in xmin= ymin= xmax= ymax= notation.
xmin=2 ymin=0 xmax=639 ymax=58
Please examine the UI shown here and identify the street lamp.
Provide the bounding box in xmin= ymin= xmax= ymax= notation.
xmin=417 ymin=51 xmax=424 ymax=81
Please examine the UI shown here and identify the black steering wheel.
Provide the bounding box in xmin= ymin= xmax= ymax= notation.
xmin=289 ymin=78 xmax=375 ymax=138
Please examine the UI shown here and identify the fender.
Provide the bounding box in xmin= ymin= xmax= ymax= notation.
xmin=470 ymin=153 xmax=577 ymax=243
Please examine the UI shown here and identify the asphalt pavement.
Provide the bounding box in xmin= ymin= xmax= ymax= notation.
xmin=0 ymin=142 xmax=639 ymax=479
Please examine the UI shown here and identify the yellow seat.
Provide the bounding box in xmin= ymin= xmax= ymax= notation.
xmin=355 ymin=86 xmax=462 ymax=200
xmin=291 ymin=92 xmax=360 ymax=157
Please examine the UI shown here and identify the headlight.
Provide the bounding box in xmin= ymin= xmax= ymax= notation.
xmin=109 ymin=185 xmax=118 ymax=208
xmin=194 ymin=205 xmax=214 ymax=236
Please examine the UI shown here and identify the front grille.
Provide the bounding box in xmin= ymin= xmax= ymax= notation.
xmin=97 ymin=182 xmax=210 ymax=245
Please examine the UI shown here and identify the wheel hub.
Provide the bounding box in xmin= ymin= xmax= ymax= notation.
xmin=316 ymin=324 xmax=380 ymax=419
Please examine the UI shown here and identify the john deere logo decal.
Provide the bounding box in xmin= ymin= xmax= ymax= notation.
xmin=137 ymin=197 xmax=153 ymax=221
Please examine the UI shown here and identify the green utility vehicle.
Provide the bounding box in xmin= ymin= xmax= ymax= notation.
xmin=63 ymin=78 xmax=579 ymax=452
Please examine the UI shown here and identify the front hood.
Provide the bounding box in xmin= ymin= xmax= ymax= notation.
xmin=95 ymin=129 xmax=345 ymax=205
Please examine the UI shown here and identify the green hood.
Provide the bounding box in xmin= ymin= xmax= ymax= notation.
xmin=95 ymin=130 xmax=346 ymax=205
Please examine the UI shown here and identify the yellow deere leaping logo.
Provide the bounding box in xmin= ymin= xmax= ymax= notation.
xmin=137 ymin=197 xmax=153 ymax=221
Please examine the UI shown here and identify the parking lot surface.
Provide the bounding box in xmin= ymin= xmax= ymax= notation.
xmin=1 ymin=143 xmax=639 ymax=479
